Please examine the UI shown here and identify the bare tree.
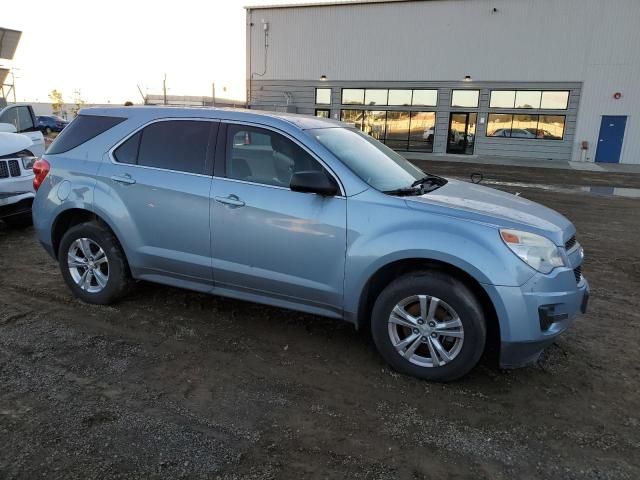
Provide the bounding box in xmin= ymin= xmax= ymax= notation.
xmin=48 ymin=89 xmax=64 ymax=117
xmin=71 ymin=89 xmax=87 ymax=118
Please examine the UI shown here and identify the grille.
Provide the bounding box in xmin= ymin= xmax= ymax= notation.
xmin=0 ymin=161 xmax=8 ymax=179
xmin=573 ymin=265 xmax=582 ymax=283
xmin=8 ymin=159 xmax=20 ymax=177
xmin=565 ymin=236 xmax=577 ymax=251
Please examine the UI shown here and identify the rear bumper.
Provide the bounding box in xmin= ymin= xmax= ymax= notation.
xmin=484 ymin=268 xmax=589 ymax=369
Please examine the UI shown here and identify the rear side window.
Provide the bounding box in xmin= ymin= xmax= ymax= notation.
xmin=48 ymin=115 xmax=125 ymax=154
xmin=113 ymin=120 xmax=212 ymax=175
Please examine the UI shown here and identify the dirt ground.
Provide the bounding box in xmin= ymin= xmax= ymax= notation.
xmin=1 ymin=163 xmax=639 ymax=479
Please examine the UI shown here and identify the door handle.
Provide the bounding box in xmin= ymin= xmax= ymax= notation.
xmin=214 ymin=195 xmax=245 ymax=207
xmin=111 ymin=174 xmax=136 ymax=185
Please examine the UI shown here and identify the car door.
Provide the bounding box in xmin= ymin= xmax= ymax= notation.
xmin=211 ymin=122 xmax=347 ymax=315
xmin=98 ymin=119 xmax=217 ymax=286
xmin=0 ymin=105 xmax=45 ymax=156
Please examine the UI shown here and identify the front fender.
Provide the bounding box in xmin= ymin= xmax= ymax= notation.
xmin=343 ymin=192 xmax=535 ymax=321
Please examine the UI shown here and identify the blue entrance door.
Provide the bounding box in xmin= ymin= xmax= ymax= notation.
xmin=595 ymin=116 xmax=627 ymax=163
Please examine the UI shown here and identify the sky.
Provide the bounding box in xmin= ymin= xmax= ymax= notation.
xmin=2 ymin=0 xmax=332 ymax=105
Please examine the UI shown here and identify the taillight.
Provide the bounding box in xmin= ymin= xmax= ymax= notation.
xmin=33 ymin=159 xmax=50 ymax=191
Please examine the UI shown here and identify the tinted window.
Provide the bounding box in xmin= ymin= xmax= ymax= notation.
xmin=113 ymin=131 xmax=141 ymax=164
xmin=538 ymin=115 xmax=565 ymax=139
xmin=48 ymin=115 xmax=125 ymax=154
xmin=136 ymin=121 xmax=210 ymax=174
xmin=315 ymin=109 xmax=330 ymax=118
xmin=340 ymin=109 xmax=364 ymax=130
xmin=363 ymin=110 xmax=386 ymax=140
xmin=487 ymin=114 xmax=513 ymax=136
xmin=451 ymin=90 xmax=479 ymax=108
xmin=409 ymin=111 xmax=435 ymax=152
xmin=226 ymin=125 xmax=322 ymax=188
xmin=384 ymin=111 xmax=410 ymax=150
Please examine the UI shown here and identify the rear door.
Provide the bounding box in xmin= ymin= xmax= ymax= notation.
xmin=99 ymin=119 xmax=217 ymax=286
xmin=210 ymin=122 xmax=347 ymax=315
xmin=0 ymin=105 xmax=45 ymax=156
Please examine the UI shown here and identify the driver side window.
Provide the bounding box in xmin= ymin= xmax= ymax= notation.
xmin=225 ymin=124 xmax=321 ymax=188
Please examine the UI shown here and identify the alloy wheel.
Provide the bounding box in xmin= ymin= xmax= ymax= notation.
xmin=387 ymin=295 xmax=464 ymax=367
xmin=67 ymin=238 xmax=109 ymax=293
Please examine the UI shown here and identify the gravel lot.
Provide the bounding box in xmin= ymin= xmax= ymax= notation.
xmin=1 ymin=163 xmax=639 ymax=479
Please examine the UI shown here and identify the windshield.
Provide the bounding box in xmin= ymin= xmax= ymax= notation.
xmin=309 ymin=127 xmax=427 ymax=192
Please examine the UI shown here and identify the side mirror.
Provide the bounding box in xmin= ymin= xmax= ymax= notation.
xmin=290 ymin=170 xmax=339 ymax=196
xmin=0 ymin=123 xmax=17 ymax=133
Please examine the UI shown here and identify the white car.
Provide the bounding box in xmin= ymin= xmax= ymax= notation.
xmin=0 ymin=124 xmax=38 ymax=227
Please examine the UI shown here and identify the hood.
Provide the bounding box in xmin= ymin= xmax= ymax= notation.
xmin=405 ymin=178 xmax=574 ymax=246
xmin=0 ymin=132 xmax=33 ymax=156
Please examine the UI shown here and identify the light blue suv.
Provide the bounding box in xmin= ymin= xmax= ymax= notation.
xmin=32 ymin=107 xmax=589 ymax=381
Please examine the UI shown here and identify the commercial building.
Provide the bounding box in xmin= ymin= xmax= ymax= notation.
xmin=246 ymin=0 xmax=640 ymax=164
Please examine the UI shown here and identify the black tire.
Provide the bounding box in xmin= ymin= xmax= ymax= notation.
xmin=3 ymin=212 xmax=33 ymax=228
xmin=58 ymin=221 xmax=131 ymax=305
xmin=371 ymin=271 xmax=486 ymax=382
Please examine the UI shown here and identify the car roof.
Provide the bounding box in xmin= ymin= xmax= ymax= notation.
xmin=78 ymin=106 xmax=343 ymax=131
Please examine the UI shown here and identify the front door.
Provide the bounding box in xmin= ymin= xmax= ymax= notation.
xmin=99 ymin=119 xmax=216 ymax=286
xmin=447 ymin=112 xmax=477 ymax=155
xmin=595 ymin=115 xmax=627 ymax=163
xmin=211 ymin=123 xmax=346 ymax=315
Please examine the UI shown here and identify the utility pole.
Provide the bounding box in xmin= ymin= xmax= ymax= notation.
xmin=163 ymin=74 xmax=167 ymax=105
xmin=211 ymin=82 xmax=216 ymax=107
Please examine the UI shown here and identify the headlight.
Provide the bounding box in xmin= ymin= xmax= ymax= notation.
xmin=15 ymin=150 xmax=37 ymax=169
xmin=500 ymin=229 xmax=565 ymax=274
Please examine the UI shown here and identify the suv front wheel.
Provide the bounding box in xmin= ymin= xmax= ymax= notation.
xmin=58 ymin=222 xmax=130 ymax=305
xmin=371 ymin=271 xmax=486 ymax=382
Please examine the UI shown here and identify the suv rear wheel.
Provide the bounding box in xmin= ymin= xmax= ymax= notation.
xmin=371 ymin=271 xmax=486 ymax=382
xmin=58 ymin=222 xmax=130 ymax=304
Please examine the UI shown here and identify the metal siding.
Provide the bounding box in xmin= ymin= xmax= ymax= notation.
xmin=247 ymin=0 xmax=640 ymax=164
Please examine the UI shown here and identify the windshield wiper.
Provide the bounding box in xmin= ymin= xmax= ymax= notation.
xmin=411 ymin=173 xmax=447 ymax=188
xmin=382 ymin=186 xmax=423 ymax=196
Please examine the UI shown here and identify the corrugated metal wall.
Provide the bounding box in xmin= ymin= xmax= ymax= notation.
xmin=247 ymin=0 xmax=640 ymax=164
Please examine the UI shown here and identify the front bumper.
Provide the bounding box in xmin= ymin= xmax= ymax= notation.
xmin=484 ymin=267 xmax=590 ymax=368
xmin=0 ymin=192 xmax=34 ymax=219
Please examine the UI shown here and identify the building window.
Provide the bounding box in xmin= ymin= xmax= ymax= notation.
xmin=489 ymin=91 xmax=516 ymax=108
xmin=340 ymin=109 xmax=364 ymax=129
xmin=315 ymin=88 xmax=331 ymax=105
xmin=341 ymin=89 xmax=365 ymax=105
xmin=537 ymin=115 xmax=566 ymax=139
xmin=363 ymin=110 xmax=387 ymax=139
xmin=490 ymin=90 xmax=569 ymax=110
xmin=364 ymin=89 xmax=388 ymax=106
xmin=486 ymin=113 xmax=565 ymax=140
xmin=315 ymin=109 xmax=330 ymax=118
xmin=388 ymin=89 xmax=412 ymax=106
xmin=384 ymin=111 xmax=411 ymax=150
xmin=412 ymin=90 xmax=438 ymax=106
xmin=451 ymin=90 xmax=479 ymax=108
xmin=541 ymin=91 xmax=569 ymax=110
xmin=514 ymin=90 xmax=541 ymax=109
xmin=408 ymin=112 xmax=436 ymax=152
xmin=486 ymin=113 xmax=513 ymax=137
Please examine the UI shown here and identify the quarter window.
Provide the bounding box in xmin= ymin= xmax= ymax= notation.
xmin=225 ymin=125 xmax=323 ymax=188
xmin=315 ymin=88 xmax=331 ymax=105
xmin=451 ymin=90 xmax=479 ymax=108
xmin=49 ymin=115 xmax=126 ymax=154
